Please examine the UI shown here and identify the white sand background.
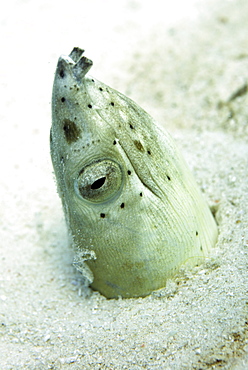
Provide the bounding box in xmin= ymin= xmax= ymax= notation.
xmin=1 ymin=0 xmax=248 ymax=368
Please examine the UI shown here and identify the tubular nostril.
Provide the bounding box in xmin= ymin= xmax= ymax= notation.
xmin=73 ymin=56 xmax=93 ymax=80
xmin=69 ymin=47 xmax=85 ymax=63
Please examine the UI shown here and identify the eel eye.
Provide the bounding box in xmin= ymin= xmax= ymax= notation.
xmin=75 ymin=159 xmax=123 ymax=203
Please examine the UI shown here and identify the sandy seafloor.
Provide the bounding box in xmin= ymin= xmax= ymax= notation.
xmin=1 ymin=0 xmax=248 ymax=369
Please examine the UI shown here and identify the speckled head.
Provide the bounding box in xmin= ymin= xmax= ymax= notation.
xmin=51 ymin=47 xmax=218 ymax=298
xmin=51 ymin=48 xmax=95 ymax=151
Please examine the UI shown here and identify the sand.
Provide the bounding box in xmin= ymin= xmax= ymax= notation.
xmin=1 ymin=0 xmax=248 ymax=368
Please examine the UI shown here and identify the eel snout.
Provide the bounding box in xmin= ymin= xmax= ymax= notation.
xmin=57 ymin=47 xmax=93 ymax=81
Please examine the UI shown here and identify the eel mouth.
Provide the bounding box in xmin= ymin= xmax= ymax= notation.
xmin=57 ymin=47 xmax=93 ymax=81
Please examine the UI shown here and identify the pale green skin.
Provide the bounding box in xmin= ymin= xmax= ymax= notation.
xmin=51 ymin=48 xmax=218 ymax=298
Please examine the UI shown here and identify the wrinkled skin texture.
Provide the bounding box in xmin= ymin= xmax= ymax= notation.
xmin=50 ymin=48 xmax=218 ymax=298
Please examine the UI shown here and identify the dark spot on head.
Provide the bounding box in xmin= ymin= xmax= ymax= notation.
xmin=140 ymin=192 xmax=143 ymax=197
xmin=88 ymin=104 xmax=92 ymax=108
xmin=100 ymin=213 xmax=106 ymax=218
xmin=167 ymin=175 xmax=171 ymax=181
xmin=97 ymin=139 xmax=101 ymax=143
xmin=61 ymin=97 xmax=66 ymax=103
xmin=127 ymin=170 xmax=131 ymax=175
xmin=99 ymin=87 xmax=103 ymax=91
xmin=91 ymin=79 xmax=95 ymax=82
xmin=147 ymin=150 xmax=151 ymax=155
xmin=134 ymin=140 xmax=144 ymax=152
xmin=129 ymin=124 xmax=134 ymax=129
xmin=113 ymin=140 xmax=117 ymax=145
xmin=110 ymin=102 xmax=115 ymax=106
xmin=120 ymin=203 xmax=125 ymax=208
xmin=59 ymin=70 xmax=65 ymax=78
xmin=196 ymin=231 xmax=198 ymax=236
xmin=200 ymin=245 xmax=203 ymax=251
xmin=63 ymin=119 xmax=81 ymax=144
